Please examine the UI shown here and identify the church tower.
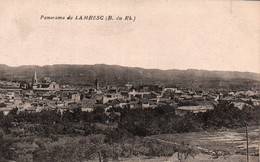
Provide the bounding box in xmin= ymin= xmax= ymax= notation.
xmin=32 ymin=70 xmax=38 ymax=89
xmin=95 ymin=79 xmax=99 ymax=90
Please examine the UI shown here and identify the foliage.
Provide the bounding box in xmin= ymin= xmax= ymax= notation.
xmin=0 ymin=103 xmax=259 ymax=161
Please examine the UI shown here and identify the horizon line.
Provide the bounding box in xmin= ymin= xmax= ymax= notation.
xmin=0 ymin=63 xmax=259 ymax=74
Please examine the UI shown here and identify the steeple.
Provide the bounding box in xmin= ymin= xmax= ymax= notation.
xmin=32 ymin=69 xmax=38 ymax=85
xmin=95 ymin=78 xmax=99 ymax=90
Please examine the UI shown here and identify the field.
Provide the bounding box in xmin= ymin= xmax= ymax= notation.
xmin=152 ymin=126 xmax=259 ymax=154
xmin=117 ymin=126 xmax=260 ymax=162
xmin=118 ymin=154 xmax=259 ymax=162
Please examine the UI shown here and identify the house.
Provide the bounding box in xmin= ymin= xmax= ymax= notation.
xmin=0 ymin=107 xmax=13 ymax=115
xmin=232 ymin=102 xmax=253 ymax=110
xmin=81 ymin=107 xmax=94 ymax=112
xmin=36 ymin=106 xmax=47 ymax=112
xmin=102 ymin=93 xmax=123 ymax=104
xmin=180 ymin=95 xmax=192 ymax=101
xmin=81 ymin=101 xmax=95 ymax=112
xmin=71 ymin=93 xmax=81 ymax=103
xmin=128 ymin=90 xmax=150 ymax=99
xmin=251 ymin=99 xmax=260 ymax=106
xmin=175 ymin=105 xmax=214 ymax=116
xmin=192 ymin=95 xmax=204 ymax=101
xmin=25 ymin=107 xmax=36 ymax=113
xmin=141 ymin=101 xmax=150 ymax=108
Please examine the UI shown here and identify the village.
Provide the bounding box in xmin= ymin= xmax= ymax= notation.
xmin=0 ymin=70 xmax=259 ymax=118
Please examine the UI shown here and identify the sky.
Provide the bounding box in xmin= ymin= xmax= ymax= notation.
xmin=0 ymin=0 xmax=259 ymax=73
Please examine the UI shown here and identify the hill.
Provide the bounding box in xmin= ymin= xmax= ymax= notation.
xmin=0 ymin=64 xmax=259 ymax=91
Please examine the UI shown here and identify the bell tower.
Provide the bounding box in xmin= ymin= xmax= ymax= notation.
xmin=32 ymin=70 xmax=38 ymax=89
xmin=95 ymin=78 xmax=99 ymax=90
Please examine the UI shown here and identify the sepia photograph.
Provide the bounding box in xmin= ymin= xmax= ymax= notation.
xmin=0 ymin=0 xmax=259 ymax=161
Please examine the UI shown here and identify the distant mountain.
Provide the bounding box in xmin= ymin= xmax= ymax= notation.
xmin=0 ymin=64 xmax=259 ymax=91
